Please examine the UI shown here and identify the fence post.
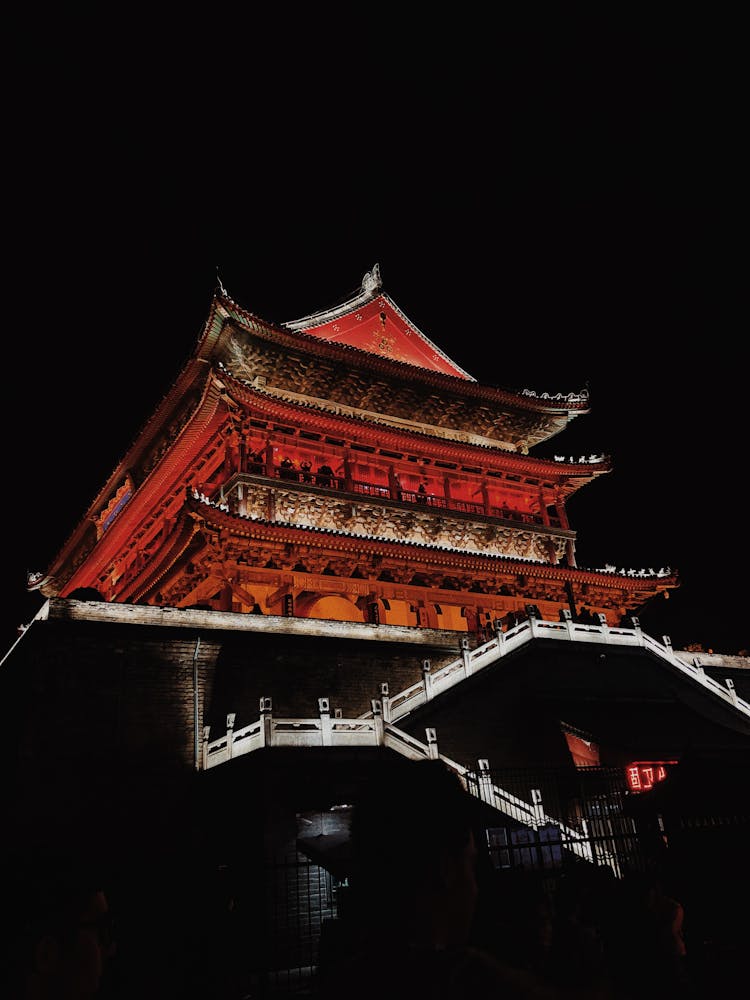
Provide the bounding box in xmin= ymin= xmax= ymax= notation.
xmin=319 ymin=697 xmax=332 ymax=746
xmin=226 ymin=713 xmax=236 ymax=759
xmin=580 ymin=816 xmax=592 ymax=860
xmin=425 ymin=727 xmax=439 ymax=759
xmin=260 ymin=696 xmax=272 ymax=747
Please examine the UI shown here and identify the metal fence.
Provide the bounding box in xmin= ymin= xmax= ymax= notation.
xmin=240 ymin=763 xmax=749 ymax=996
xmin=465 ymin=765 xmax=648 ymax=880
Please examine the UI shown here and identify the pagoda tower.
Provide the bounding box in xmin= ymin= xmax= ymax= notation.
xmin=10 ymin=265 xmax=749 ymax=997
xmin=29 ymin=264 xmax=678 ymax=631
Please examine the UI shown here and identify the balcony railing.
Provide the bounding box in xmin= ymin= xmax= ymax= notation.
xmin=231 ymin=463 xmax=560 ymax=527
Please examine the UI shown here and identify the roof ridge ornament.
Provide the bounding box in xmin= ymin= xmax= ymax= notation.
xmin=362 ymin=264 xmax=382 ymax=296
xmin=216 ymin=265 xmax=229 ymax=298
xmin=284 ymin=264 xmax=384 ymax=330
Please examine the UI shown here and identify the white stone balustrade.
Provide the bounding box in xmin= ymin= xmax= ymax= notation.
xmin=202 ymin=616 xmax=750 ymax=869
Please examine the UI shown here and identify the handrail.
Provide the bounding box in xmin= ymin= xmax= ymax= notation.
xmin=204 ymin=711 xmax=604 ymax=866
xmin=365 ymin=617 xmax=750 ymax=724
xmin=203 ymin=711 xmax=384 ymax=767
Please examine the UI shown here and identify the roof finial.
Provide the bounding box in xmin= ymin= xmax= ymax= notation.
xmin=361 ymin=264 xmax=382 ymax=296
xmin=216 ymin=266 xmax=228 ymax=298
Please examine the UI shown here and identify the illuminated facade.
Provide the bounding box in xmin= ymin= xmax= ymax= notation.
xmin=30 ymin=264 xmax=678 ymax=631
xmin=10 ymin=266 xmax=749 ymax=995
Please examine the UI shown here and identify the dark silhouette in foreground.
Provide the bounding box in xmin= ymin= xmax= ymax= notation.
xmin=317 ymin=757 xmax=556 ymax=999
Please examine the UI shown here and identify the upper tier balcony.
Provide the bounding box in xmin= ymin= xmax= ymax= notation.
xmin=218 ymin=462 xmax=563 ymax=530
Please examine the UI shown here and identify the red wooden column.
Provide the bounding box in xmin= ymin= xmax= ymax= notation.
xmin=555 ymin=492 xmax=576 ymax=567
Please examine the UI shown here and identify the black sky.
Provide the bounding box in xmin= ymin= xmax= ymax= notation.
xmin=2 ymin=31 xmax=745 ymax=655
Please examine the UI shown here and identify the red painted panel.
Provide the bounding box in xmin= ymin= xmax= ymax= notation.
xmin=300 ymin=298 xmax=471 ymax=378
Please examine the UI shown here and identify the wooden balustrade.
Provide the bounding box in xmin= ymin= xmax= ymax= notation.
xmin=238 ymin=462 xmax=553 ymax=525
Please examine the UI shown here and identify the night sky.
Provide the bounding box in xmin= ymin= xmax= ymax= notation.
xmin=2 ymin=32 xmax=744 ymax=656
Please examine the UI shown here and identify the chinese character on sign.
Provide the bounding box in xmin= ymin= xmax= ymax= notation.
xmin=625 ymin=761 xmax=677 ymax=793
xmin=627 ymin=765 xmax=641 ymax=790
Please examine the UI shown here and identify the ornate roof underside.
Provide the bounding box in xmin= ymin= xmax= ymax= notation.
xmin=28 ymin=268 xmax=678 ymax=627
xmin=209 ymin=283 xmax=589 ymax=453
xmin=119 ymin=493 xmax=678 ymax=617
xmin=35 ymin=361 xmax=610 ymax=601
xmin=219 ymin=369 xmax=610 ymax=498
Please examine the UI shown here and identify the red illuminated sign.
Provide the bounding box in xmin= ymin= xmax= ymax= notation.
xmin=625 ymin=760 xmax=677 ymax=792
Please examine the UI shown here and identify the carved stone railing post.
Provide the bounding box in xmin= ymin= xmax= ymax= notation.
xmin=371 ymin=699 xmax=384 ymax=744
xmin=422 ymin=659 xmax=433 ymax=700
xmin=318 ymin=697 xmax=332 ymax=746
xmin=460 ymin=637 xmax=472 ymax=677
xmin=494 ymin=618 xmax=505 ymax=646
xmin=226 ymin=713 xmax=236 ymax=759
xmin=201 ymin=725 xmax=211 ymax=770
xmin=531 ymin=788 xmax=544 ymax=829
xmin=260 ymin=696 xmax=272 ymax=747
xmin=525 ymin=605 xmax=540 ymax=636
xmin=380 ymin=683 xmax=391 ymax=723
xmin=725 ymin=677 xmax=739 ymax=706
xmin=477 ymin=758 xmax=494 ymax=805
xmin=425 ymin=727 xmax=438 ymax=760
xmin=559 ymin=607 xmax=575 ymax=638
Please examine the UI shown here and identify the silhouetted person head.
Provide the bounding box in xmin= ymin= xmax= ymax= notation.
xmin=350 ymin=758 xmax=480 ymax=950
xmin=320 ymin=759 xmax=558 ymax=998
xmin=7 ymin=851 xmax=115 ymax=998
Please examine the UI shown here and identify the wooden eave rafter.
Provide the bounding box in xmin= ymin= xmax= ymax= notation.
xmin=41 ymin=354 xmax=213 ymax=585
xmin=204 ymin=294 xmax=590 ymax=421
xmin=157 ymin=494 xmax=678 ymax=597
xmin=54 ymin=369 xmax=227 ymax=594
xmin=119 ymin=512 xmax=205 ymax=605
